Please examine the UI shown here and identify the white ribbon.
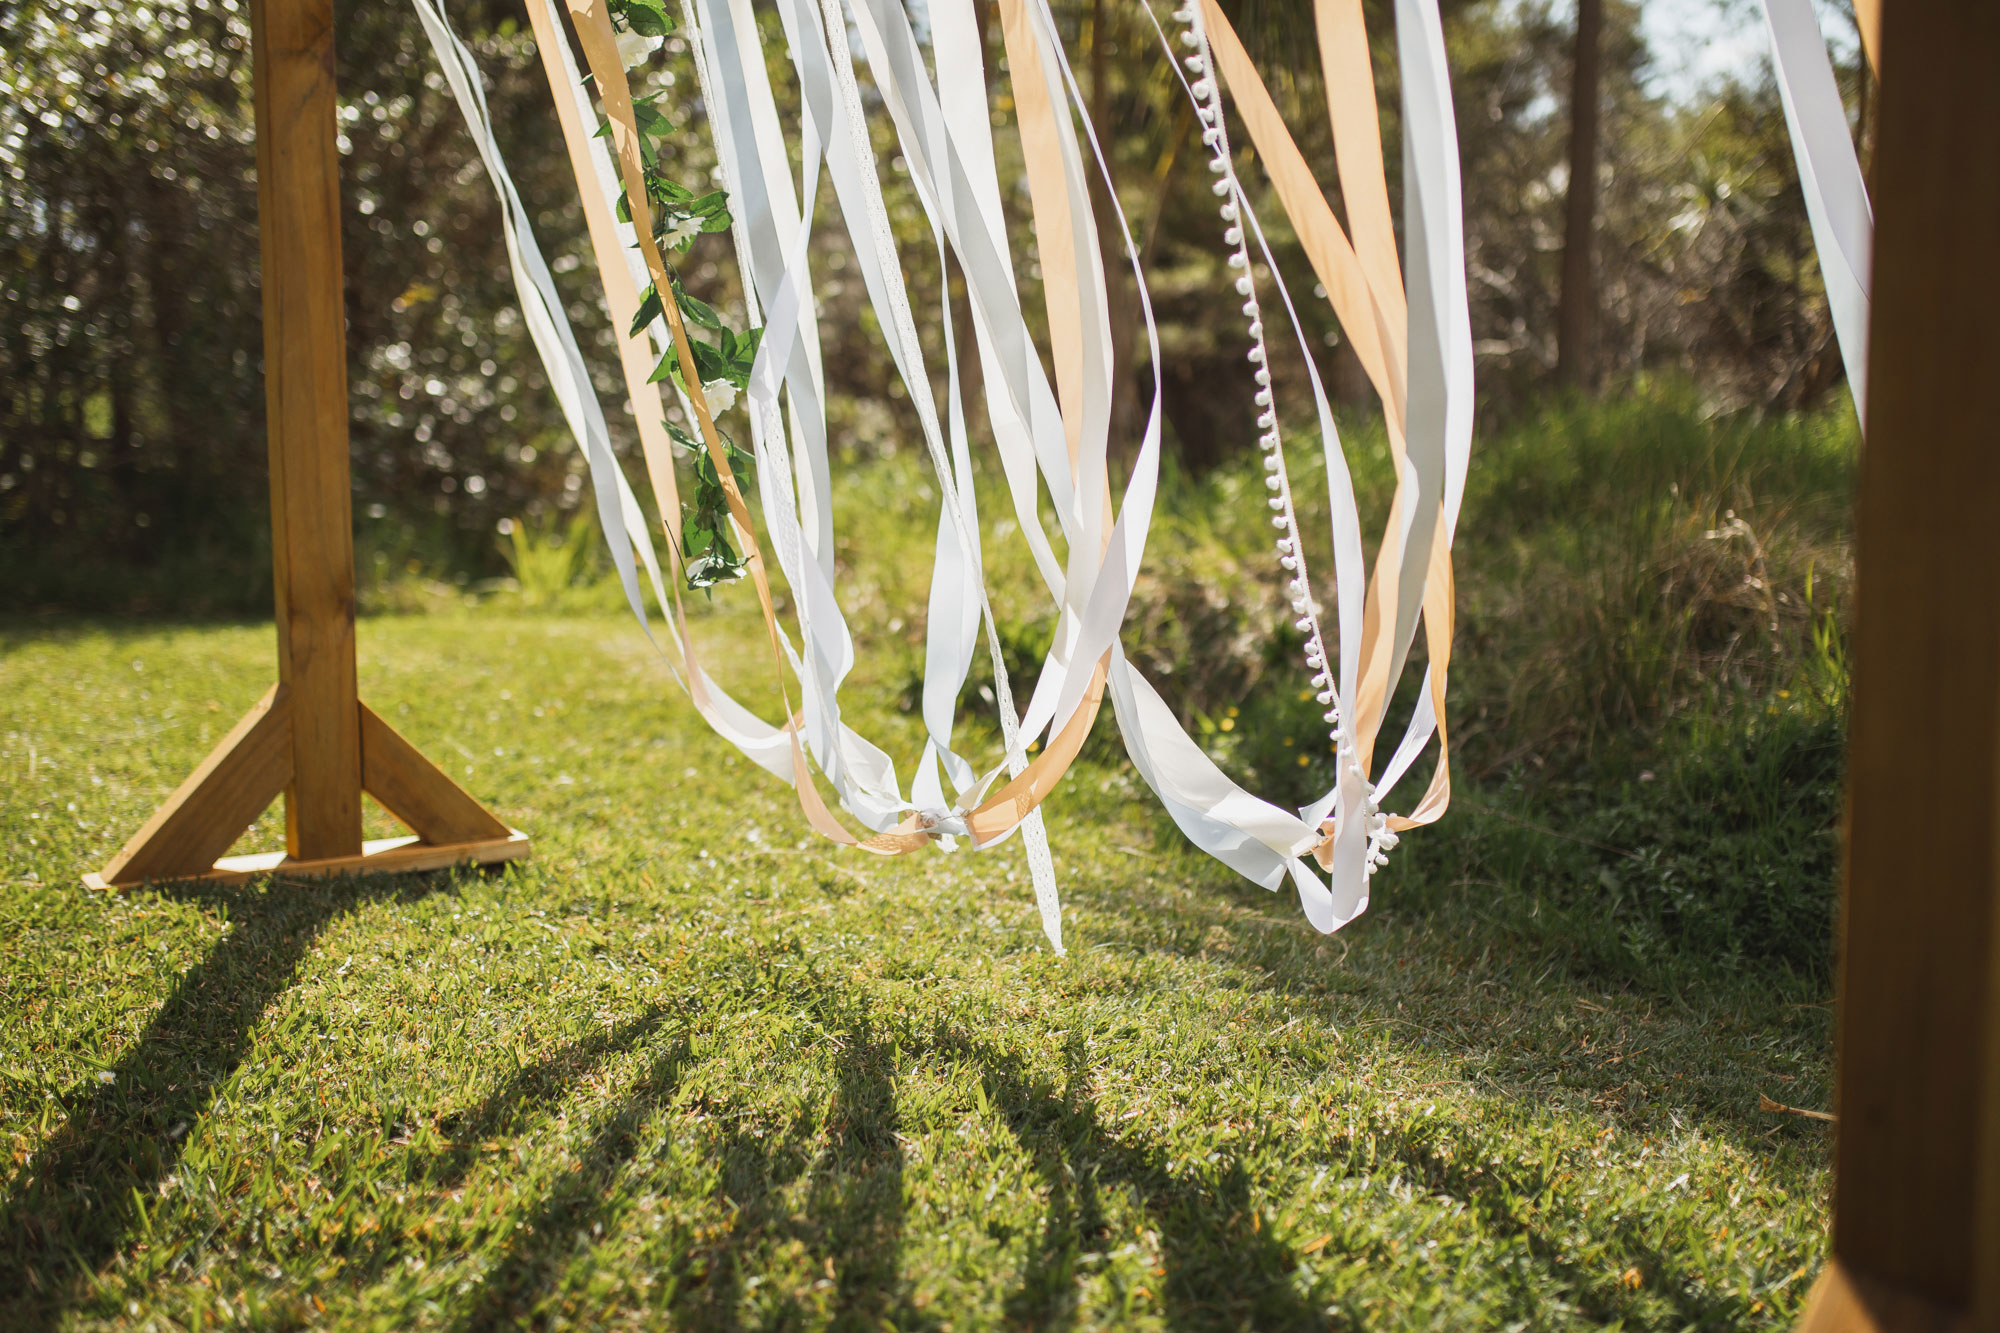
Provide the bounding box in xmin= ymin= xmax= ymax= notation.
xmin=1761 ymin=0 xmax=1872 ymax=423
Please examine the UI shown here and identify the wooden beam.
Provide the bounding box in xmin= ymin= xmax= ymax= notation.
xmin=94 ymin=686 xmax=293 ymax=887
xmin=360 ymin=704 xmax=512 ymax=845
xmin=1823 ymin=0 xmax=2000 ymax=1327
xmin=250 ymin=0 xmax=362 ymax=861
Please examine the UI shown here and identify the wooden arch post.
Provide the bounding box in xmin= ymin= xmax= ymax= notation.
xmin=1799 ymin=0 xmax=2000 ymax=1329
xmin=87 ymin=0 xmax=527 ymax=890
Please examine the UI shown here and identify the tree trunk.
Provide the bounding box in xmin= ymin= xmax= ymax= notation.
xmin=951 ymin=0 xmax=994 ymax=428
xmin=1088 ymin=0 xmax=1141 ymax=454
xmin=1555 ymin=0 xmax=1602 ymax=389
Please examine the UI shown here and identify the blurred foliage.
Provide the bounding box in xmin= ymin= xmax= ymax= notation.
xmin=1 ymin=0 xmax=1868 ymax=613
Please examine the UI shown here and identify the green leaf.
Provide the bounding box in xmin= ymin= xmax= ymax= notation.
xmin=676 ymin=288 xmax=723 ymax=331
xmin=632 ymin=95 xmax=672 ymax=139
xmin=730 ymin=326 xmax=764 ymax=378
xmin=629 ymin=285 xmax=664 ymax=338
xmin=690 ymin=338 xmax=730 ymax=383
xmin=619 ymin=0 xmax=675 ymax=38
xmin=664 ymin=420 xmax=702 ymax=452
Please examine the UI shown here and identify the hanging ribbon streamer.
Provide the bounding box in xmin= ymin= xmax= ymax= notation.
xmin=1088 ymin=0 xmax=1471 ymax=932
xmin=1760 ymin=0 xmax=1873 ymax=423
xmin=414 ymin=0 xmax=1474 ymax=943
xmin=412 ymin=0 xmax=1183 ymax=951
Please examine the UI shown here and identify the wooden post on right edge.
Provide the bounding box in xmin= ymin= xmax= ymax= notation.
xmin=1797 ymin=1 xmax=2000 ymax=1330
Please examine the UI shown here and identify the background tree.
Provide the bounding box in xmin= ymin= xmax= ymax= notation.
xmin=1 ymin=0 xmax=1860 ymax=614
xmin=1555 ymin=0 xmax=1602 ymax=388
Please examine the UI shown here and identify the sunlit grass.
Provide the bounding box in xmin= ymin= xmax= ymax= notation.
xmin=2 ymin=609 xmax=1831 ymax=1330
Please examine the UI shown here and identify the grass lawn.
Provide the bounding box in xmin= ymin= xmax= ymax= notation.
xmin=1 ymin=606 xmax=1834 ymax=1330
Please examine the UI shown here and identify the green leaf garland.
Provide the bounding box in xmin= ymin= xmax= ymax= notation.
xmin=605 ymin=0 xmax=761 ymax=593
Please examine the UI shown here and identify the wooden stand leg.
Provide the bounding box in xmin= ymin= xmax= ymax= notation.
xmin=86 ymin=0 xmax=527 ymax=891
xmin=92 ymin=687 xmax=293 ymax=888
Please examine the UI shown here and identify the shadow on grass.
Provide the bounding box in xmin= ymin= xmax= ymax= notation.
xmin=0 ymin=872 xmax=448 ymax=1332
xmin=429 ymin=979 xmax=1312 ymax=1330
xmin=397 ymin=974 xmax=917 ymax=1329
xmin=944 ymin=1030 xmax=1321 ymax=1332
xmin=449 ymin=1034 xmax=697 ymax=1329
xmin=666 ymin=1003 xmax=916 ymax=1330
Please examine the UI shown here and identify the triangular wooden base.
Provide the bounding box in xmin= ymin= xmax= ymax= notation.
xmin=87 ymin=685 xmax=529 ymax=889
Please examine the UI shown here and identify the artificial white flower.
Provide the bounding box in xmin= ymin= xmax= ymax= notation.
xmin=699 ymin=378 xmax=738 ymax=417
xmin=662 ymin=214 xmax=704 ymax=249
xmin=616 ymin=28 xmax=665 ymax=68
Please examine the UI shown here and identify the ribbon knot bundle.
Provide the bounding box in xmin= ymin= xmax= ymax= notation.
xmin=411 ymin=0 xmax=1476 ymax=949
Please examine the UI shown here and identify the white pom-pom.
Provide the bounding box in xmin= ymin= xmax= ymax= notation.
xmin=1235 ymin=276 xmax=1253 ymax=296
xmin=1254 ymin=388 xmax=1273 ymax=406
xmin=1223 ymin=226 xmax=1242 ymax=245
xmin=1227 ymin=252 xmax=1248 ymax=269
xmin=1254 ymin=369 xmax=1271 ymax=386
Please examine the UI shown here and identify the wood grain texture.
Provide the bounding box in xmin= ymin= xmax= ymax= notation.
xmin=360 ymin=703 xmax=512 ymax=845
xmin=94 ymin=686 xmax=293 ymax=887
xmin=1831 ymin=0 xmax=2000 ymax=1323
xmin=250 ymin=0 xmax=361 ymax=861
